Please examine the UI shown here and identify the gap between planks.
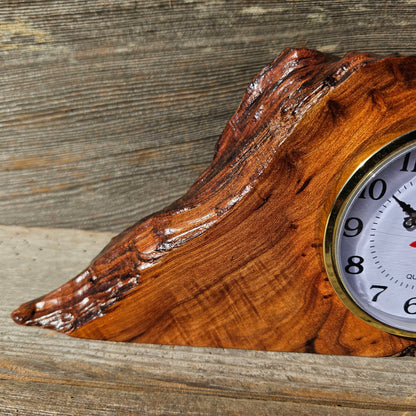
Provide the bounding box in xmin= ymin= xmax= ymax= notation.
xmin=1 ymin=224 xmax=416 ymax=415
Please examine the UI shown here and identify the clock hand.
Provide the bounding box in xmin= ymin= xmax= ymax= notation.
xmin=393 ymin=195 xmax=416 ymax=229
xmin=392 ymin=195 xmax=416 ymax=215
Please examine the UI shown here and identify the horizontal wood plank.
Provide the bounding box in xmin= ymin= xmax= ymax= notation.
xmin=2 ymin=225 xmax=416 ymax=415
xmin=2 ymin=1 xmax=416 ymax=232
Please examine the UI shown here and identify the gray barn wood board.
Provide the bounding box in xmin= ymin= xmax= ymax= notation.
xmin=2 ymin=224 xmax=416 ymax=415
xmin=1 ymin=1 xmax=416 ymax=232
xmin=3 ymin=1 xmax=416 ymax=414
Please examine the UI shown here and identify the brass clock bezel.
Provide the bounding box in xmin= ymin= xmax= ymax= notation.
xmin=324 ymin=129 xmax=416 ymax=338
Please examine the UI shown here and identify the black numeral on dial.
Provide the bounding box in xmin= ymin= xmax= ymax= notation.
xmin=400 ymin=152 xmax=416 ymax=172
xmin=345 ymin=256 xmax=364 ymax=274
xmin=404 ymin=297 xmax=416 ymax=314
xmin=358 ymin=179 xmax=387 ymax=200
xmin=370 ymin=285 xmax=387 ymax=302
xmin=343 ymin=217 xmax=363 ymax=237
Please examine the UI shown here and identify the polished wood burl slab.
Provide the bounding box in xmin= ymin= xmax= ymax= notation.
xmin=12 ymin=48 xmax=416 ymax=356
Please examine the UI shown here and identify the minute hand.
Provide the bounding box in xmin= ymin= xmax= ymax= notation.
xmin=392 ymin=195 xmax=416 ymax=216
xmin=393 ymin=195 xmax=416 ymax=229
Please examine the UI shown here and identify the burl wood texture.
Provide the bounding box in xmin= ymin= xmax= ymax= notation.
xmin=5 ymin=226 xmax=416 ymax=415
xmin=11 ymin=49 xmax=416 ymax=356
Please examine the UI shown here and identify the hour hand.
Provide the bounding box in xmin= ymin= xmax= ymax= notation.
xmin=393 ymin=195 xmax=416 ymax=229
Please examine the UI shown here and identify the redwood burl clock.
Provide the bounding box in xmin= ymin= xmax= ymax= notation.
xmin=12 ymin=48 xmax=416 ymax=356
xmin=324 ymin=131 xmax=416 ymax=338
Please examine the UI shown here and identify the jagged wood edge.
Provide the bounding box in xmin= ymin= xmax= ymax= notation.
xmin=12 ymin=48 xmax=380 ymax=334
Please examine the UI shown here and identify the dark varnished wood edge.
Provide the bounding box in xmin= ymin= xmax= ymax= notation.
xmin=12 ymin=48 xmax=394 ymax=343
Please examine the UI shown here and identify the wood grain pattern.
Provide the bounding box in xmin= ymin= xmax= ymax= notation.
xmin=3 ymin=225 xmax=416 ymax=415
xmin=11 ymin=49 xmax=416 ymax=356
xmin=3 ymin=1 xmax=416 ymax=232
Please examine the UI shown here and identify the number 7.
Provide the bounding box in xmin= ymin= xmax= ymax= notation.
xmin=370 ymin=285 xmax=388 ymax=302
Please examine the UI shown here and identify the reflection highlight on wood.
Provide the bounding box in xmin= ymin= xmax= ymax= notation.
xmin=11 ymin=48 xmax=416 ymax=356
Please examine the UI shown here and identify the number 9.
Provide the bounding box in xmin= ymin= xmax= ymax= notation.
xmin=343 ymin=217 xmax=363 ymax=237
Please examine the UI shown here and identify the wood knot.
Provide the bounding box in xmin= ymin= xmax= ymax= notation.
xmin=326 ymin=99 xmax=345 ymax=121
xmin=369 ymin=89 xmax=387 ymax=112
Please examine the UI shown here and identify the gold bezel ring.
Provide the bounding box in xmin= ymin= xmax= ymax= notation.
xmin=324 ymin=129 xmax=416 ymax=338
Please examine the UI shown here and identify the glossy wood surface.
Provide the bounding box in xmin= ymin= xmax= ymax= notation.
xmin=11 ymin=49 xmax=416 ymax=356
xmin=5 ymin=225 xmax=416 ymax=415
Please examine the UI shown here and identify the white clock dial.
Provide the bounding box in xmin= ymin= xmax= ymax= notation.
xmin=325 ymin=130 xmax=416 ymax=336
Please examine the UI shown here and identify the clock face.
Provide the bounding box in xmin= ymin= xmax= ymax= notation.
xmin=324 ymin=130 xmax=416 ymax=336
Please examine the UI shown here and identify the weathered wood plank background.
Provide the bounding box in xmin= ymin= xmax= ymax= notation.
xmin=2 ymin=225 xmax=416 ymax=415
xmin=3 ymin=1 xmax=416 ymax=414
xmin=2 ymin=0 xmax=416 ymax=232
